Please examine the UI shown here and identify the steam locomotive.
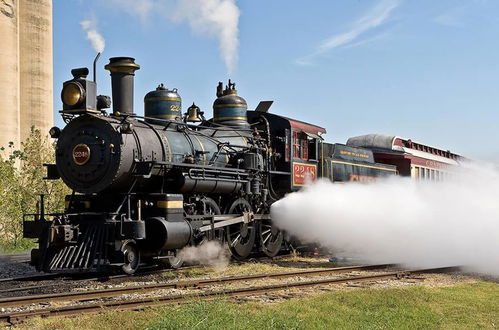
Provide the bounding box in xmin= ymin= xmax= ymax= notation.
xmin=23 ymin=56 xmax=396 ymax=274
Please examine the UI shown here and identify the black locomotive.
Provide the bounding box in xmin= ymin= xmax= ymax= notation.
xmin=23 ymin=56 xmax=396 ymax=274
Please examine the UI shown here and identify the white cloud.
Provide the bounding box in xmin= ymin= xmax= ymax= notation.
xmin=172 ymin=0 xmax=240 ymax=74
xmin=296 ymin=0 xmax=400 ymax=66
xmin=101 ymin=0 xmax=240 ymax=74
xmin=341 ymin=31 xmax=391 ymax=50
xmin=104 ymin=0 xmax=154 ymax=25
xmin=434 ymin=7 xmax=465 ymax=27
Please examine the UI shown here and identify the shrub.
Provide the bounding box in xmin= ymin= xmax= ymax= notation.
xmin=0 ymin=128 xmax=70 ymax=251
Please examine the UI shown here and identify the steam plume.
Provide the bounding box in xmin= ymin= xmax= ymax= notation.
xmin=172 ymin=0 xmax=240 ymax=74
xmin=80 ymin=17 xmax=105 ymax=53
xmin=103 ymin=0 xmax=240 ymax=74
xmin=271 ymin=163 xmax=499 ymax=276
xmin=178 ymin=241 xmax=230 ymax=271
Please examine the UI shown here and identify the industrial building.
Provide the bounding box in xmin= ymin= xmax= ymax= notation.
xmin=0 ymin=0 xmax=53 ymax=151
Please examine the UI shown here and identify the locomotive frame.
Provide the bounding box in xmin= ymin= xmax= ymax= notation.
xmin=23 ymin=56 xmax=398 ymax=274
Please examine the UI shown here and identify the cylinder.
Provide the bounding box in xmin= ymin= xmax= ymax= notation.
xmin=19 ymin=0 xmax=53 ymax=143
xmin=144 ymin=217 xmax=192 ymax=251
xmin=144 ymin=84 xmax=182 ymax=123
xmin=104 ymin=57 xmax=140 ymax=115
xmin=0 ymin=0 xmax=20 ymax=150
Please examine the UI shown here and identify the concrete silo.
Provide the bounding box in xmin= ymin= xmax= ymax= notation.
xmin=19 ymin=0 xmax=53 ymax=143
xmin=0 ymin=0 xmax=53 ymax=153
xmin=0 ymin=0 xmax=20 ymax=150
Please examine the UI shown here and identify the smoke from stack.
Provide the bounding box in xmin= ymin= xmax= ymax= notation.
xmin=271 ymin=162 xmax=499 ymax=276
xmin=102 ymin=0 xmax=240 ymax=74
xmin=80 ymin=17 xmax=105 ymax=53
xmin=172 ymin=0 xmax=240 ymax=74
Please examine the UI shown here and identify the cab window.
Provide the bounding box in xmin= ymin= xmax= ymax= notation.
xmin=293 ymin=131 xmax=308 ymax=160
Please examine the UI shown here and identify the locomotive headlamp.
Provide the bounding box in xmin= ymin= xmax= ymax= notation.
xmin=61 ymin=82 xmax=84 ymax=107
xmin=61 ymin=66 xmax=97 ymax=114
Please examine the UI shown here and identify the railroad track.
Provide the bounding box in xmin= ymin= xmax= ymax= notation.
xmin=0 ymin=264 xmax=392 ymax=307
xmin=0 ymin=254 xmax=30 ymax=263
xmin=0 ymin=264 xmax=204 ymax=291
xmin=0 ymin=253 xmax=289 ymax=285
xmin=0 ymin=253 xmax=312 ymax=296
xmin=0 ymin=265 xmax=208 ymax=299
xmin=0 ymin=265 xmax=164 ymax=284
xmin=0 ymin=265 xmax=458 ymax=325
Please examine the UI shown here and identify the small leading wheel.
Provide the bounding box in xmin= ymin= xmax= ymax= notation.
xmin=226 ymin=198 xmax=256 ymax=260
xmin=121 ymin=240 xmax=140 ymax=275
xmin=259 ymin=220 xmax=283 ymax=257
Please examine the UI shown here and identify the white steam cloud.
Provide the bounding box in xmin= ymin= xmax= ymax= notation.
xmin=103 ymin=0 xmax=240 ymax=74
xmin=271 ymin=163 xmax=499 ymax=276
xmin=80 ymin=18 xmax=105 ymax=53
xmin=172 ymin=0 xmax=240 ymax=74
xmin=178 ymin=240 xmax=230 ymax=271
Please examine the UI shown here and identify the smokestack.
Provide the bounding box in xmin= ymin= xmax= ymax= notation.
xmin=104 ymin=57 xmax=140 ymax=115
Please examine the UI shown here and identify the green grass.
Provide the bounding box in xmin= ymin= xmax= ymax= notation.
xmin=19 ymin=282 xmax=499 ymax=330
xmin=156 ymin=258 xmax=333 ymax=281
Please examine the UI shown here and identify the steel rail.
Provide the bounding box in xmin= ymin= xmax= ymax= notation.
xmin=0 ymin=273 xmax=62 ymax=283
xmin=0 ymin=254 xmax=30 ymax=263
xmin=0 ymin=266 xmax=458 ymax=325
xmin=0 ymin=265 xmax=203 ymax=295
xmin=0 ymin=264 xmax=200 ymax=285
xmin=0 ymin=254 xmax=290 ymax=294
xmin=0 ymin=252 xmax=288 ymax=285
xmin=0 ymin=271 xmax=128 ymax=284
xmin=0 ymin=249 xmax=292 ymax=285
xmin=0 ymin=264 xmax=394 ymax=308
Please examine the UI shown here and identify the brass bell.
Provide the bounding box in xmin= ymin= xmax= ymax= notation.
xmin=186 ymin=103 xmax=203 ymax=122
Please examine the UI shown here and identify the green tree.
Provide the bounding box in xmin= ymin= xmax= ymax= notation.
xmin=0 ymin=128 xmax=70 ymax=251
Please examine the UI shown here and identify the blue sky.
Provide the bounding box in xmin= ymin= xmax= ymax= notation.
xmin=54 ymin=0 xmax=499 ymax=159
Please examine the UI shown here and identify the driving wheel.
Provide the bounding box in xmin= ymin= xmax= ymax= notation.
xmin=225 ymin=198 xmax=256 ymax=260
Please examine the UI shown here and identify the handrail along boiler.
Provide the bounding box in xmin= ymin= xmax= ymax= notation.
xmin=23 ymin=56 xmax=397 ymax=274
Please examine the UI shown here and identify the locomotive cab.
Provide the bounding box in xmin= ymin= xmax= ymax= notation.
xmin=247 ymin=111 xmax=325 ymax=195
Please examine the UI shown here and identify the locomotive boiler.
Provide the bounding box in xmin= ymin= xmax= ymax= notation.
xmin=23 ymin=56 xmax=396 ymax=274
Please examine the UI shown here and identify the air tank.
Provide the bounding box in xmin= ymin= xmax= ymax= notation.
xmin=212 ymin=80 xmax=249 ymax=129
xmin=0 ymin=0 xmax=20 ymax=150
xmin=144 ymin=84 xmax=182 ymax=123
xmin=19 ymin=0 xmax=54 ymax=143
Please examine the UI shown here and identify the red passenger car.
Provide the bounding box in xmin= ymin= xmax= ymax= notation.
xmin=346 ymin=134 xmax=463 ymax=180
